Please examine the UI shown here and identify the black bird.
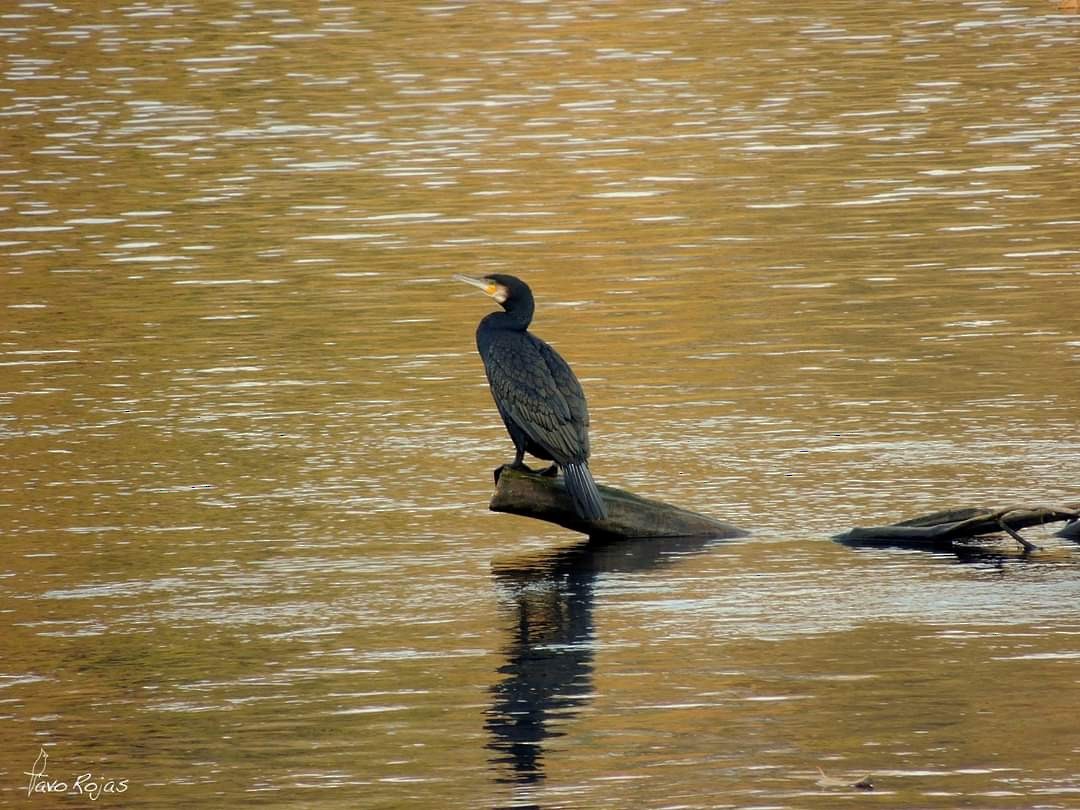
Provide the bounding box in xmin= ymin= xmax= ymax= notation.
xmin=455 ymin=273 xmax=607 ymax=521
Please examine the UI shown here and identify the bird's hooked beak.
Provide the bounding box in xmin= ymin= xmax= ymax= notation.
xmin=454 ymin=274 xmax=508 ymax=304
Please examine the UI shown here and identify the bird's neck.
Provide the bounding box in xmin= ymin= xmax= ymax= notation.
xmin=481 ymin=304 xmax=533 ymax=332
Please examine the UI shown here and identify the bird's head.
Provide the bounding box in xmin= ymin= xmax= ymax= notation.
xmin=453 ymin=273 xmax=530 ymax=308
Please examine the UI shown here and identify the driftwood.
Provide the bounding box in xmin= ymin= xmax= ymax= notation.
xmin=489 ymin=465 xmax=748 ymax=541
xmin=838 ymin=503 xmax=1080 ymax=552
xmin=1059 ymin=519 xmax=1080 ymax=540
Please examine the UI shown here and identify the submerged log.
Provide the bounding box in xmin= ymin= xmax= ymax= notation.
xmin=838 ymin=503 xmax=1080 ymax=552
xmin=489 ymin=465 xmax=748 ymax=540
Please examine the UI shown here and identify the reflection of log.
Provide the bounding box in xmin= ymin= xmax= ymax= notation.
xmin=489 ymin=466 xmax=748 ymax=540
xmin=839 ymin=503 xmax=1080 ymax=552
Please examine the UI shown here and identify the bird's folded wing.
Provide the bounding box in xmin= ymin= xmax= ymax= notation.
xmin=484 ymin=337 xmax=582 ymax=462
xmin=536 ymin=338 xmax=590 ymax=456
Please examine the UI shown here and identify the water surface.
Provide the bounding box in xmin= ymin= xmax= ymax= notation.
xmin=3 ymin=1 xmax=1080 ymax=807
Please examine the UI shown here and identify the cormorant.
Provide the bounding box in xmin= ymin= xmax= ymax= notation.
xmin=455 ymin=273 xmax=607 ymax=521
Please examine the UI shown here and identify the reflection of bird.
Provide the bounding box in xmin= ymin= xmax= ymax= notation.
xmin=455 ymin=273 xmax=606 ymax=520
xmin=486 ymin=568 xmax=596 ymax=785
xmin=486 ymin=535 xmax=717 ymax=788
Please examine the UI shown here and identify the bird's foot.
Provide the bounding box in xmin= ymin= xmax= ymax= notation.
xmin=494 ymin=461 xmax=555 ymax=485
xmin=494 ymin=461 xmax=533 ymax=485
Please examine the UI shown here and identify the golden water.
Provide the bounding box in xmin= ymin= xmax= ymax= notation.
xmin=3 ymin=1 xmax=1080 ymax=807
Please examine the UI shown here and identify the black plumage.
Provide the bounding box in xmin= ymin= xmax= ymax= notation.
xmin=455 ymin=273 xmax=607 ymax=521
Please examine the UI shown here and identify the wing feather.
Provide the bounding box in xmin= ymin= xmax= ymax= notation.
xmin=482 ymin=332 xmax=589 ymax=463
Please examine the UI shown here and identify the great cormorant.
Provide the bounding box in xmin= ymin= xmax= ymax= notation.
xmin=455 ymin=273 xmax=607 ymax=521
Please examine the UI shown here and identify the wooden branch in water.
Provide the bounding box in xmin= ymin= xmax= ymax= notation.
xmin=838 ymin=503 xmax=1080 ymax=551
xmin=489 ymin=466 xmax=748 ymax=541
xmin=1059 ymin=519 xmax=1080 ymax=540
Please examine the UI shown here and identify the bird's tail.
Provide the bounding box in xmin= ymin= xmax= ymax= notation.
xmin=563 ymin=462 xmax=607 ymax=521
